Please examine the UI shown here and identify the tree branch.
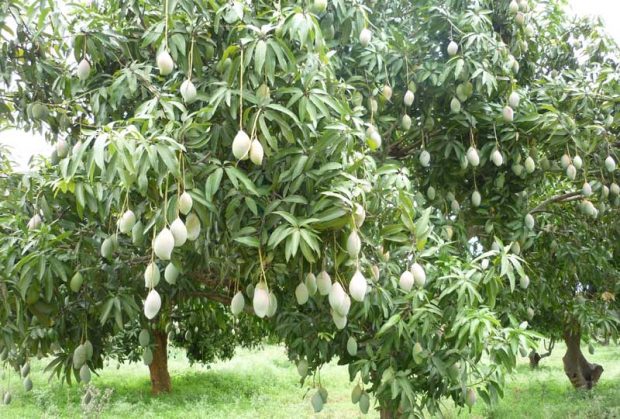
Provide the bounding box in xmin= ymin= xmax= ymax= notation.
xmin=183 ymin=289 xmax=253 ymax=314
xmin=186 ymin=291 xmax=232 ymax=306
xmin=540 ymin=338 xmax=555 ymax=359
xmin=190 ymin=271 xmax=231 ymax=290
xmin=387 ymin=138 xmax=422 ymax=159
xmin=185 ymin=272 xmax=253 ymax=313
xmin=530 ymin=191 xmax=582 ymax=214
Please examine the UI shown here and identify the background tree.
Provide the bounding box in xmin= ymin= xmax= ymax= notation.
xmin=0 ymin=0 xmax=618 ymax=416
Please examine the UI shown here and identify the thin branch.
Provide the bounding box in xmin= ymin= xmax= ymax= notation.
xmin=186 ymin=291 xmax=232 ymax=306
xmin=388 ymin=138 xmax=423 ymax=159
xmin=530 ymin=191 xmax=582 ymax=214
xmin=185 ymin=271 xmax=255 ymax=313
xmin=183 ymin=289 xmax=254 ymax=314
xmin=540 ymin=338 xmax=555 ymax=359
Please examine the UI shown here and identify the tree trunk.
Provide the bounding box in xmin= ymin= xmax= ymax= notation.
xmin=562 ymin=329 xmax=603 ymax=390
xmin=380 ymin=408 xmax=395 ymax=419
xmin=380 ymin=405 xmax=403 ymax=419
xmin=529 ymin=339 xmax=555 ymax=369
xmin=529 ymin=351 xmax=542 ymax=368
xmin=148 ymin=329 xmax=171 ymax=394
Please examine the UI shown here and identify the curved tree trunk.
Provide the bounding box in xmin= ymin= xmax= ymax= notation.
xmin=149 ymin=329 xmax=171 ymax=394
xmin=562 ymin=329 xmax=603 ymax=390
xmin=529 ymin=339 xmax=555 ymax=369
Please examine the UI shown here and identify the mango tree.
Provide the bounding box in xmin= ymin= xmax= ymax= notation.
xmin=0 ymin=157 xmax=267 ymax=394
xmin=0 ymin=0 xmax=618 ymax=416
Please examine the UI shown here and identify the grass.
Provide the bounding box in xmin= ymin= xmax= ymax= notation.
xmin=450 ymin=342 xmax=620 ymax=419
xmin=0 ymin=342 xmax=618 ymax=418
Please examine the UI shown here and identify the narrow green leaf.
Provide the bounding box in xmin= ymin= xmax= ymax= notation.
xmin=234 ymin=236 xmax=260 ymax=248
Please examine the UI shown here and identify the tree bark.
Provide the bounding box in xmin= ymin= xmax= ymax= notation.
xmin=529 ymin=351 xmax=542 ymax=368
xmin=380 ymin=407 xmax=396 ymax=419
xmin=148 ymin=329 xmax=172 ymax=394
xmin=562 ymin=329 xmax=603 ymax=389
xmin=529 ymin=191 xmax=582 ymax=214
xmin=529 ymin=339 xmax=555 ymax=369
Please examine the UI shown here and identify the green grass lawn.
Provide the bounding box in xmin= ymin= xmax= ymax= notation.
xmin=0 ymin=342 xmax=618 ymax=418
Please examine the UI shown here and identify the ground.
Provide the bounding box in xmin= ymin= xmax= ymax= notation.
xmin=0 ymin=342 xmax=618 ymax=418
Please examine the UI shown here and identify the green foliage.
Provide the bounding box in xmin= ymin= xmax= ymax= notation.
xmin=0 ymin=0 xmax=619 ymax=416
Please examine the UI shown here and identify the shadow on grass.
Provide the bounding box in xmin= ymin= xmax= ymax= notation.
xmin=99 ymin=367 xmax=300 ymax=407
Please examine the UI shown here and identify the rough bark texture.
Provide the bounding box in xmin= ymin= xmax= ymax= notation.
xmin=149 ymin=329 xmax=172 ymax=394
xmin=562 ymin=329 xmax=603 ymax=389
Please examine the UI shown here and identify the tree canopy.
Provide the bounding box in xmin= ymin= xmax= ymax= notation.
xmin=1 ymin=0 xmax=619 ymax=415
